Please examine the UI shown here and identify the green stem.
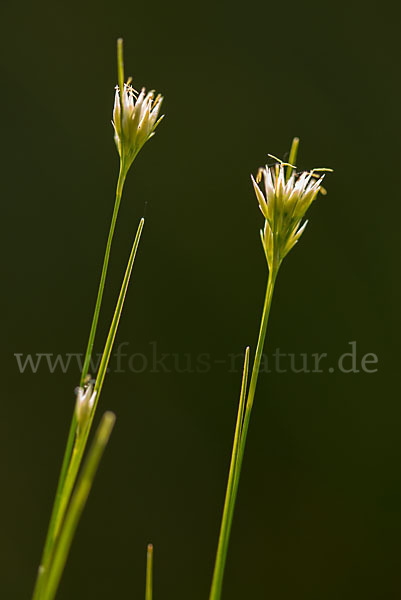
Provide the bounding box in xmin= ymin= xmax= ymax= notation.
xmin=36 ymin=218 xmax=143 ymax=599
xmin=93 ymin=218 xmax=144 ymax=397
xmin=235 ymin=266 xmax=278 ymax=482
xmin=50 ymin=218 xmax=144 ymax=556
xmin=117 ymin=38 xmax=125 ymax=115
xmin=245 ymin=266 xmax=278 ymax=415
xmin=145 ymin=544 xmax=153 ymax=600
xmin=32 ymin=411 xmax=77 ymax=600
xmin=286 ymin=137 xmax=299 ymax=181
xmin=44 ymin=412 xmax=116 ymax=600
xmin=209 ymin=265 xmax=279 ymax=600
xmin=32 ymin=164 xmax=130 ymax=600
xmin=80 ymin=162 xmax=127 ymax=386
xmin=209 ymin=348 xmax=250 ymax=600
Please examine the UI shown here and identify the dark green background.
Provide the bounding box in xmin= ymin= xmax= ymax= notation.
xmin=1 ymin=0 xmax=399 ymax=598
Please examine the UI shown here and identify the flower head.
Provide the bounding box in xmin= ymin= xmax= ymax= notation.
xmin=75 ymin=384 xmax=97 ymax=432
xmin=252 ymin=158 xmax=330 ymax=270
xmin=112 ymin=82 xmax=163 ymax=170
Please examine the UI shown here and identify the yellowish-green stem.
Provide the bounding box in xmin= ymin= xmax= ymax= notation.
xmin=145 ymin=544 xmax=153 ymax=600
xmin=209 ymin=265 xmax=279 ymax=600
xmin=44 ymin=412 xmax=116 ymax=600
xmin=32 ymin=162 xmax=128 ymax=600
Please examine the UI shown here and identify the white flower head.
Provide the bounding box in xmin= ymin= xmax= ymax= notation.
xmin=112 ymin=82 xmax=163 ymax=170
xmin=252 ymin=159 xmax=331 ymax=269
xmin=75 ymin=384 xmax=97 ymax=432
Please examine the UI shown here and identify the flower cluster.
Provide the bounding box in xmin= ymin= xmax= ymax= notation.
xmin=112 ymin=83 xmax=163 ymax=170
xmin=252 ymin=161 xmax=327 ymax=270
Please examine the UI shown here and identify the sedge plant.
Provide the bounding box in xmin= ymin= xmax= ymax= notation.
xmin=209 ymin=138 xmax=332 ymax=600
xmin=31 ymin=38 xmax=332 ymax=600
xmin=32 ymin=39 xmax=163 ymax=600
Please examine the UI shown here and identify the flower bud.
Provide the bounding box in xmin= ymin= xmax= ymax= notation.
xmin=75 ymin=384 xmax=97 ymax=432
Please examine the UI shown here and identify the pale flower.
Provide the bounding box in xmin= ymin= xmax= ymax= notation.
xmin=251 ymin=161 xmax=329 ymax=269
xmin=112 ymin=83 xmax=163 ymax=170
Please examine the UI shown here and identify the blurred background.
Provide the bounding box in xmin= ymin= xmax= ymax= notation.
xmin=1 ymin=0 xmax=400 ymax=598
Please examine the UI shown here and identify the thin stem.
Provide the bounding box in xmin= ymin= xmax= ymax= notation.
xmin=32 ymin=163 xmax=128 ymax=600
xmin=80 ymin=162 xmax=127 ymax=386
xmin=232 ymin=276 xmax=278 ymax=503
xmin=209 ymin=265 xmax=279 ymax=600
xmin=246 ymin=266 xmax=278 ymax=414
xmin=145 ymin=544 xmax=153 ymax=600
xmin=37 ymin=218 xmax=143 ymax=596
xmin=60 ymin=219 xmax=144 ymax=518
xmin=209 ymin=348 xmax=250 ymax=600
xmin=236 ymin=266 xmax=278 ymax=475
xmin=286 ymin=137 xmax=299 ymax=181
xmin=32 ymin=411 xmax=77 ymax=600
xmin=50 ymin=218 xmax=144 ymax=555
xmin=94 ymin=218 xmax=144 ymax=396
xmin=44 ymin=412 xmax=116 ymax=600
xmin=117 ymin=38 xmax=125 ymax=114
